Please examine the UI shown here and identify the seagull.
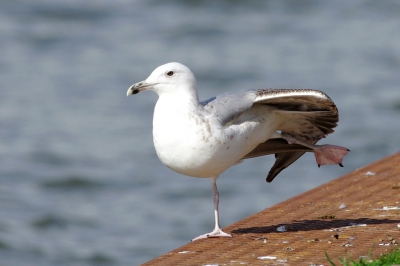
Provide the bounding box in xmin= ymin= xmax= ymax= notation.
xmin=127 ymin=62 xmax=349 ymax=241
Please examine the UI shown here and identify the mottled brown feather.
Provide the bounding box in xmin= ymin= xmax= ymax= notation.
xmin=244 ymin=89 xmax=339 ymax=182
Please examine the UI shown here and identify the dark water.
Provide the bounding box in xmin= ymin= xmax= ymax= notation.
xmin=1 ymin=0 xmax=399 ymax=265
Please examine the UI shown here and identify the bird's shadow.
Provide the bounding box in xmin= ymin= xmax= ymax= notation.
xmin=231 ymin=218 xmax=400 ymax=234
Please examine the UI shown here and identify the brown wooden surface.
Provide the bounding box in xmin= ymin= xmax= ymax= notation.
xmin=142 ymin=152 xmax=400 ymax=265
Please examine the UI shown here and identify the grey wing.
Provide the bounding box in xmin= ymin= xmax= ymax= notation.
xmin=201 ymin=90 xmax=257 ymax=126
xmin=243 ymin=89 xmax=339 ymax=182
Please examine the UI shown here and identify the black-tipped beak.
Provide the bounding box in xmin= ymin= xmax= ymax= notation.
xmin=127 ymin=80 xmax=156 ymax=96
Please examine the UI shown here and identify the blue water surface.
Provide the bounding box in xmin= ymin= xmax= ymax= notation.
xmin=0 ymin=1 xmax=399 ymax=265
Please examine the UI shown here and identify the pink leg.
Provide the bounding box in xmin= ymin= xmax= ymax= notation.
xmin=192 ymin=177 xmax=232 ymax=241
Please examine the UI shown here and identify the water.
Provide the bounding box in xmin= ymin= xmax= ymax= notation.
xmin=1 ymin=0 xmax=399 ymax=265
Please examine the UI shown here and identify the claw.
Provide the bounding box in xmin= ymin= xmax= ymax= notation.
xmin=192 ymin=228 xmax=232 ymax=241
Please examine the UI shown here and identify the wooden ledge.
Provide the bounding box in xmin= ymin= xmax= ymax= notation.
xmin=143 ymin=152 xmax=400 ymax=265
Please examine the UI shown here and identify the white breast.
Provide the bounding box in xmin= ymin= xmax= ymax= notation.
xmin=153 ymin=96 xmax=279 ymax=178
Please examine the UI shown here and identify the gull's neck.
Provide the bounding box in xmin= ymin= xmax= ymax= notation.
xmin=156 ymin=83 xmax=201 ymax=111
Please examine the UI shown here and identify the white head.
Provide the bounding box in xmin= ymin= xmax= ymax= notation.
xmin=127 ymin=62 xmax=197 ymax=97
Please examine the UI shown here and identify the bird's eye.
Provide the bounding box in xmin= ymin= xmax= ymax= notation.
xmin=167 ymin=71 xmax=174 ymax=76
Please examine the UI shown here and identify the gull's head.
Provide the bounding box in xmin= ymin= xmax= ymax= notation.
xmin=127 ymin=62 xmax=197 ymax=96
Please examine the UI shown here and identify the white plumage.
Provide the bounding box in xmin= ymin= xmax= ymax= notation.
xmin=127 ymin=62 xmax=349 ymax=241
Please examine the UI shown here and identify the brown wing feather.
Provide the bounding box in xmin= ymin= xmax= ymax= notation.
xmin=243 ymin=139 xmax=312 ymax=159
xmin=255 ymin=89 xmax=338 ymax=114
xmin=243 ymin=89 xmax=339 ymax=182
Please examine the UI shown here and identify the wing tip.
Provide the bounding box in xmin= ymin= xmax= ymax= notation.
xmin=266 ymin=167 xmax=286 ymax=183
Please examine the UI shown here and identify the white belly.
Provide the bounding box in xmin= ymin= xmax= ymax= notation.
xmin=152 ymin=99 xmax=278 ymax=178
